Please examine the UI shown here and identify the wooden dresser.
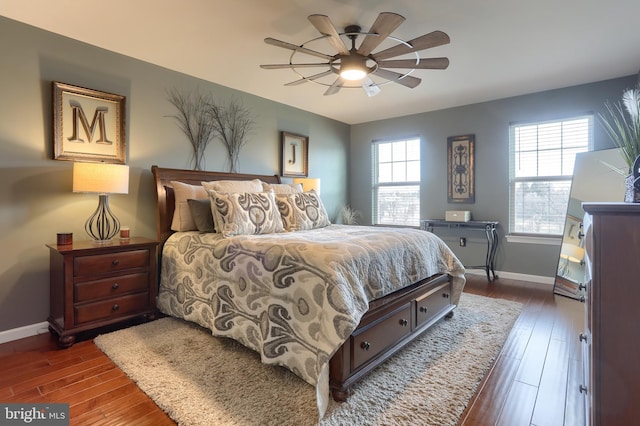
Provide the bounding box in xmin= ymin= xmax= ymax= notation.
xmin=47 ymin=237 xmax=159 ymax=348
xmin=581 ymin=202 xmax=640 ymax=425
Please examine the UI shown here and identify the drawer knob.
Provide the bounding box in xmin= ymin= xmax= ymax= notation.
xmin=578 ymin=283 xmax=586 ymax=291
xmin=399 ymin=318 xmax=408 ymax=327
xmin=360 ymin=341 xmax=371 ymax=351
xmin=112 ymin=304 xmax=120 ymax=312
xmin=112 ymin=259 xmax=120 ymax=266
xmin=112 ymin=283 xmax=119 ymax=290
xmin=579 ymin=333 xmax=587 ymax=343
xmin=419 ymin=306 xmax=428 ymax=314
xmin=579 ymin=385 xmax=588 ymax=394
xmin=442 ymin=293 xmax=450 ymax=299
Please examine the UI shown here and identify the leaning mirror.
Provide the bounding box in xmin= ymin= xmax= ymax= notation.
xmin=554 ymin=148 xmax=626 ymax=298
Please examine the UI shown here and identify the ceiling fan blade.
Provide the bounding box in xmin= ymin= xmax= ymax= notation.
xmin=285 ymin=70 xmax=334 ymax=86
xmin=372 ymin=68 xmax=422 ymax=88
xmin=260 ymin=63 xmax=331 ymax=69
xmin=378 ymin=57 xmax=449 ymax=69
xmin=324 ymin=77 xmax=344 ymax=96
xmin=373 ymin=31 xmax=450 ymax=61
xmin=357 ymin=12 xmax=405 ymax=56
xmin=362 ymin=77 xmax=381 ymax=97
xmin=264 ymin=37 xmax=334 ymax=60
xmin=308 ymin=14 xmax=350 ymax=55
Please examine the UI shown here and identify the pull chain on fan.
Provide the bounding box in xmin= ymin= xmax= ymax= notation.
xmin=260 ymin=12 xmax=450 ymax=96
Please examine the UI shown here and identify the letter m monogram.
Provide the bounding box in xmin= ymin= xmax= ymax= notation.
xmin=67 ymin=100 xmax=113 ymax=145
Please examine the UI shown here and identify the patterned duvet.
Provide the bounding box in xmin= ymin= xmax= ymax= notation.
xmin=157 ymin=224 xmax=465 ymax=416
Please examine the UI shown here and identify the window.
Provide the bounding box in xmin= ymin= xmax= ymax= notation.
xmin=509 ymin=116 xmax=592 ymax=236
xmin=372 ymin=137 xmax=420 ymax=226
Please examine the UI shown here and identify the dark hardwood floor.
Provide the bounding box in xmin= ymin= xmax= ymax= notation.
xmin=0 ymin=274 xmax=584 ymax=425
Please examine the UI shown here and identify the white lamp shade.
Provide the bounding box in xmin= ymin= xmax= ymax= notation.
xmin=73 ymin=162 xmax=129 ymax=194
xmin=293 ymin=177 xmax=321 ymax=194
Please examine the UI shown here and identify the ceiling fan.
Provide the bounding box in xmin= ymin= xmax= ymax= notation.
xmin=260 ymin=12 xmax=450 ymax=97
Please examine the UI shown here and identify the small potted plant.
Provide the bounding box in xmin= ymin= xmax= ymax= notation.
xmin=600 ymin=85 xmax=640 ymax=202
xmin=340 ymin=205 xmax=361 ymax=225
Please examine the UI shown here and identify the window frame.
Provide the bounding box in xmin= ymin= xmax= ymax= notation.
xmin=372 ymin=136 xmax=421 ymax=227
xmin=508 ymin=115 xmax=593 ymax=239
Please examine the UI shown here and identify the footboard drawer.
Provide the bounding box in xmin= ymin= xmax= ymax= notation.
xmin=351 ymin=302 xmax=412 ymax=370
xmin=415 ymin=281 xmax=452 ymax=329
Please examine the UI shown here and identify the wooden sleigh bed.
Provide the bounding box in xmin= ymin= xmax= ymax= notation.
xmin=151 ymin=165 xmax=466 ymax=410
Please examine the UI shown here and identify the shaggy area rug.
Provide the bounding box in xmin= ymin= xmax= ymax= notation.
xmin=94 ymin=292 xmax=522 ymax=426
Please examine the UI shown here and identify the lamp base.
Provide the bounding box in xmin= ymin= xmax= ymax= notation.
xmin=85 ymin=194 xmax=120 ymax=242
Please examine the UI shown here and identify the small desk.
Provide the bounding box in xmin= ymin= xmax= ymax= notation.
xmin=421 ymin=219 xmax=499 ymax=282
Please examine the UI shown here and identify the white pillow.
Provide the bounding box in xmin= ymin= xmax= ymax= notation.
xmin=201 ymin=179 xmax=262 ymax=194
xmin=208 ymin=190 xmax=284 ymax=237
xmin=170 ymin=181 xmax=208 ymax=231
xmin=261 ymin=182 xmax=303 ymax=194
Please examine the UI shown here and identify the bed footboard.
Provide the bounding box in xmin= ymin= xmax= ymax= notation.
xmin=329 ymin=273 xmax=454 ymax=401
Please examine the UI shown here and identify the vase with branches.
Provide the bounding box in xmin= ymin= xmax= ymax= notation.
xmin=208 ymin=98 xmax=255 ymax=173
xmin=166 ymin=88 xmax=217 ymax=171
xmin=600 ymin=85 xmax=640 ymax=201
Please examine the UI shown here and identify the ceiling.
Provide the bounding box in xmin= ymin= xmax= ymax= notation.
xmin=2 ymin=0 xmax=639 ymax=125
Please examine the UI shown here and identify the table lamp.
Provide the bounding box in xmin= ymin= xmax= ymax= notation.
xmin=73 ymin=162 xmax=129 ymax=243
xmin=293 ymin=177 xmax=320 ymax=194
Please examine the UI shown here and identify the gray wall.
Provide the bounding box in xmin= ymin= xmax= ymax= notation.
xmin=1 ymin=14 xmax=636 ymax=334
xmin=350 ymin=76 xmax=637 ymax=277
xmin=0 ymin=17 xmax=350 ymax=333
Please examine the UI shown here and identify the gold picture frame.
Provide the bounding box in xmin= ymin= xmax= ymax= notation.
xmin=281 ymin=131 xmax=308 ymax=177
xmin=52 ymin=81 xmax=126 ymax=164
xmin=447 ymin=134 xmax=475 ymax=203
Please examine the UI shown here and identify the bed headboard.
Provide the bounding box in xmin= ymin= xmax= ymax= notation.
xmin=151 ymin=165 xmax=281 ymax=246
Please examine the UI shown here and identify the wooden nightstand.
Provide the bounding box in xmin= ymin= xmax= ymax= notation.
xmin=47 ymin=237 xmax=159 ymax=348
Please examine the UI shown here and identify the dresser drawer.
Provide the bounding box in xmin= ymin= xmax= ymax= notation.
xmin=415 ymin=281 xmax=452 ymax=329
xmin=74 ymin=292 xmax=150 ymax=325
xmin=75 ymin=273 xmax=149 ymax=303
xmin=74 ymin=249 xmax=150 ymax=277
xmin=351 ymin=303 xmax=412 ymax=370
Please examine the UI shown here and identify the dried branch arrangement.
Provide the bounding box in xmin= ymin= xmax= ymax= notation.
xmin=209 ymin=98 xmax=255 ymax=173
xmin=167 ymin=88 xmax=255 ymax=172
xmin=166 ymin=88 xmax=216 ymax=171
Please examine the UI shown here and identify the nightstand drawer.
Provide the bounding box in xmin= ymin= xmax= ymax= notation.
xmin=75 ymin=273 xmax=149 ymax=303
xmin=74 ymin=249 xmax=150 ymax=276
xmin=75 ymin=292 xmax=150 ymax=325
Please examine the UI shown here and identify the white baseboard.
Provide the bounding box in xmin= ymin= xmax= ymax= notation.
xmin=465 ymin=268 xmax=555 ymax=286
xmin=0 ymin=321 xmax=49 ymax=344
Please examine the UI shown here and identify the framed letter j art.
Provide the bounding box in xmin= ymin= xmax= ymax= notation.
xmin=447 ymin=134 xmax=475 ymax=203
xmin=281 ymin=131 xmax=308 ymax=177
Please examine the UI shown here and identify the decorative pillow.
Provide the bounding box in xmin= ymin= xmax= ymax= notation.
xmin=170 ymin=181 xmax=208 ymax=231
xmin=208 ymin=190 xmax=284 ymax=237
xmin=261 ymin=182 xmax=303 ymax=194
xmin=201 ymin=179 xmax=262 ymax=194
xmin=276 ymin=190 xmax=331 ymax=231
xmin=187 ymin=198 xmax=215 ymax=232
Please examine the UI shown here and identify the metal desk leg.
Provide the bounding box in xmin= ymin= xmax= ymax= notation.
xmin=483 ymin=225 xmax=491 ymax=281
xmin=484 ymin=224 xmax=499 ymax=281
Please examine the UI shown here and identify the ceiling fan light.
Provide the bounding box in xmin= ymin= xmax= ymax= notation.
xmin=340 ymin=68 xmax=367 ymax=81
xmin=339 ymin=54 xmax=368 ymax=81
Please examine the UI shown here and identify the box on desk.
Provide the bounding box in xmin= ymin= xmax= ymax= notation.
xmin=445 ymin=210 xmax=471 ymax=222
